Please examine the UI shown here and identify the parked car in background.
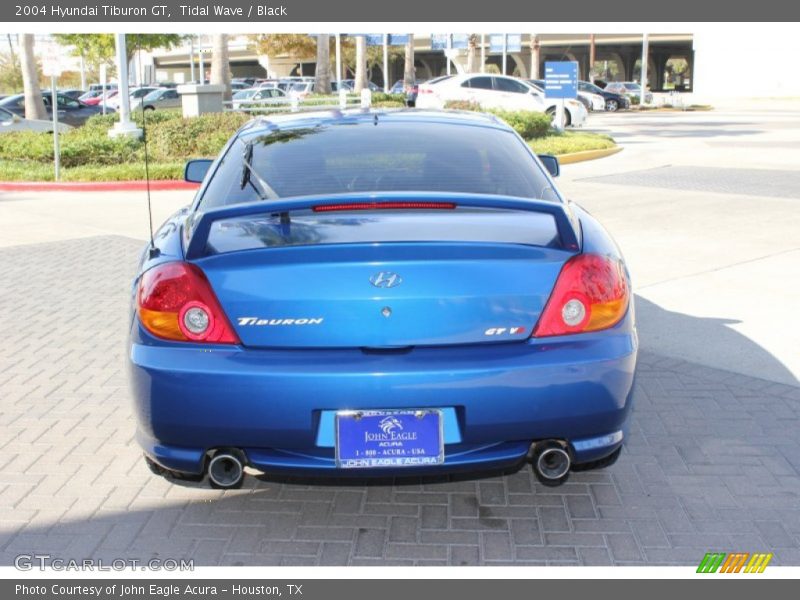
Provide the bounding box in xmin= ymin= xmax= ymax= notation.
xmin=106 ymin=86 xmax=158 ymax=111
xmin=0 ymin=93 xmax=112 ymax=127
xmin=577 ymin=81 xmax=630 ymax=112
xmin=528 ymin=79 xmax=605 ymax=112
xmin=83 ymin=90 xmax=118 ymax=106
xmin=58 ymin=89 xmax=86 ymax=100
xmin=391 ymin=79 xmax=422 ymax=106
xmin=233 ymin=77 xmax=257 ymax=87
xmin=286 ymin=81 xmax=314 ymax=99
xmin=131 ymin=88 xmax=181 ymax=111
xmin=417 ymin=74 xmax=587 ymax=127
xmin=231 ymin=87 xmax=288 ymax=110
xmin=612 ymin=82 xmax=654 ymax=104
xmin=0 ymin=106 xmax=72 ymax=133
xmin=230 ymin=81 xmax=249 ymax=92
xmin=339 ymin=79 xmax=382 ymax=92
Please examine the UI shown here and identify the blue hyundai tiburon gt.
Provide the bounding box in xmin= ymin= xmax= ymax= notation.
xmin=129 ymin=109 xmax=637 ymax=488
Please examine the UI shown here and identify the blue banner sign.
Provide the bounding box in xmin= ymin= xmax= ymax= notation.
xmin=389 ymin=34 xmax=409 ymax=45
xmin=431 ymin=34 xmax=448 ymax=50
xmin=365 ymin=34 xmax=384 ymax=46
xmin=451 ymin=34 xmax=469 ymax=49
xmin=544 ymin=61 xmax=579 ymax=99
xmin=489 ymin=34 xmax=522 ymax=52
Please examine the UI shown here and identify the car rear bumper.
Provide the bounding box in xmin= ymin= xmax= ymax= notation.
xmin=130 ymin=315 xmax=637 ymax=476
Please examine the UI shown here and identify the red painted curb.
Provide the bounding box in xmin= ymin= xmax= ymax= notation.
xmin=0 ymin=180 xmax=200 ymax=192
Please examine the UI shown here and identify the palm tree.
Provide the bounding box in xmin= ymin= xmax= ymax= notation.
xmin=354 ymin=35 xmax=368 ymax=93
xmin=403 ymin=34 xmax=415 ymax=87
xmin=210 ymin=34 xmax=231 ymax=101
xmin=466 ymin=34 xmax=480 ymax=73
xmin=314 ymin=34 xmax=331 ymax=95
xmin=530 ymin=34 xmax=541 ymax=80
xmin=19 ymin=34 xmax=46 ymax=120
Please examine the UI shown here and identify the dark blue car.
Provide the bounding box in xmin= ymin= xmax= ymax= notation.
xmin=129 ymin=109 xmax=637 ymax=488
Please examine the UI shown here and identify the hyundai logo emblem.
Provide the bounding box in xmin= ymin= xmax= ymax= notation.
xmin=369 ymin=272 xmax=402 ymax=288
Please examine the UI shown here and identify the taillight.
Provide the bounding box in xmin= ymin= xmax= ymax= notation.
xmin=533 ymin=254 xmax=629 ymax=337
xmin=137 ymin=262 xmax=239 ymax=344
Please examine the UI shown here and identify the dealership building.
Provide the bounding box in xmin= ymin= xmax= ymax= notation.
xmin=135 ymin=27 xmax=799 ymax=100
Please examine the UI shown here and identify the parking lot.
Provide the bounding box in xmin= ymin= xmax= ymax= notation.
xmin=0 ymin=103 xmax=798 ymax=566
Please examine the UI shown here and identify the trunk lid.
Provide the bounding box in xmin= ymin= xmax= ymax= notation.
xmin=194 ymin=208 xmax=575 ymax=349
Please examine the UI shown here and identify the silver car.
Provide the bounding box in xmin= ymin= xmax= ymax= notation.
xmin=131 ymin=88 xmax=181 ymax=111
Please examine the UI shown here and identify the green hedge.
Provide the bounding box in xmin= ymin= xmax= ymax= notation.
xmin=442 ymin=100 xmax=552 ymax=139
xmin=0 ymin=111 xmax=250 ymax=167
xmin=488 ymin=109 xmax=552 ymax=139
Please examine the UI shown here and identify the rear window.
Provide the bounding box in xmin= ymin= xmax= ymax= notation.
xmin=198 ymin=120 xmax=558 ymax=209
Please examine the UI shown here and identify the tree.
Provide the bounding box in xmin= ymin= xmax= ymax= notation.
xmin=250 ymin=34 xmax=317 ymax=77
xmin=353 ymin=36 xmax=368 ymax=92
xmin=466 ymin=34 xmax=480 ymax=73
xmin=52 ymin=34 xmax=185 ymax=75
xmin=403 ymin=34 xmax=415 ymax=86
xmin=19 ymin=34 xmax=46 ymax=120
xmin=210 ymin=34 xmax=231 ymax=101
xmin=314 ymin=34 xmax=331 ymax=95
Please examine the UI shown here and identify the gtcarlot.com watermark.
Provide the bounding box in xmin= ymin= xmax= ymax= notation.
xmin=14 ymin=554 xmax=194 ymax=571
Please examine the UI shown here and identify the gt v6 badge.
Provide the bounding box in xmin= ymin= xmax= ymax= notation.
xmin=485 ymin=327 xmax=527 ymax=336
xmin=238 ymin=317 xmax=324 ymax=326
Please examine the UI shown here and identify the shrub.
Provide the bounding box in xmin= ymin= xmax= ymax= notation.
xmin=443 ymin=99 xmax=482 ymax=111
xmin=442 ymin=101 xmax=553 ymax=139
xmin=487 ymin=109 xmax=552 ymax=139
xmin=145 ymin=112 xmax=251 ymax=160
xmin=371 ymin=92 xmax=406 ymax=104
xmin=373 ymin=100 xmax=406 ymax=108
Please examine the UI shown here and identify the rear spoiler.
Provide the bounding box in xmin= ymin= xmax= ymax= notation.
xmin=183 ymin=192 xmax=581 ymax=260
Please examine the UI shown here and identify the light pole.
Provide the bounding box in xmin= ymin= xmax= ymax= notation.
xmin=502 ymin=34 xmax=507 ymax=75
xmin=109 ymin=33 xmax=142 ymax=139
xmin=383 ymin=34 xmax=389 ymax=92
xmin=640 ymin=33 xmax=650 ymax=105
xmin=189 ymin=37 xmax=196 ymax=82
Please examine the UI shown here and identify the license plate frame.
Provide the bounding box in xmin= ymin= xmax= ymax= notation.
xmin=335 ymin=409 xmax=445 ymax=469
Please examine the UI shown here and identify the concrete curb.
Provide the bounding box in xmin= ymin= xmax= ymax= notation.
xmin=557 ymin=146 xmax=623 ymax=164
xmin=0 ymin=180 xmax=200 ymax=192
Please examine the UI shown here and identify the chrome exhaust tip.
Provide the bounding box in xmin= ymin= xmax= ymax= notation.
xmin=531 ymin=442 xmax=571 ymax=486
xmin=207 ymin=450 xmax=245 ymax=489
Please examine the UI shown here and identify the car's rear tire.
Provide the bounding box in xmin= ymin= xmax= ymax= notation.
xmin=144 ymin=105 xmax=155 ymax=111
xmin=605 ymin=99 xmax=619 ymax=112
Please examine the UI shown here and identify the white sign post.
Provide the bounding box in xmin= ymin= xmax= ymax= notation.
xmin=100 ymin=64 xmax=107 ymax=116
xmin=41 ymin=43 xmax=68 ymax=182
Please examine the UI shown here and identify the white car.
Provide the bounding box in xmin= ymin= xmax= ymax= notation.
xmin=231 ymin=87 xmax=289 ymax=110
xmin=416 ymin=74 xmax=587 ymax=127
xmin=0 ymin=106 xmax=72 ymax=133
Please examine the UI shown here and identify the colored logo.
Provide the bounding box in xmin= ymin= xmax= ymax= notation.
xmin=697 ymin=552 xmax=772 ymax=573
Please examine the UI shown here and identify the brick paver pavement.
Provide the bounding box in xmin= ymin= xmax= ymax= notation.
xmin=1 ymin=236 xmax=798 ymax=566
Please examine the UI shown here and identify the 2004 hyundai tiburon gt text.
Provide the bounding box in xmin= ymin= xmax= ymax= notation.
xmin=128 ymin=109 xmax=637 ymax=488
